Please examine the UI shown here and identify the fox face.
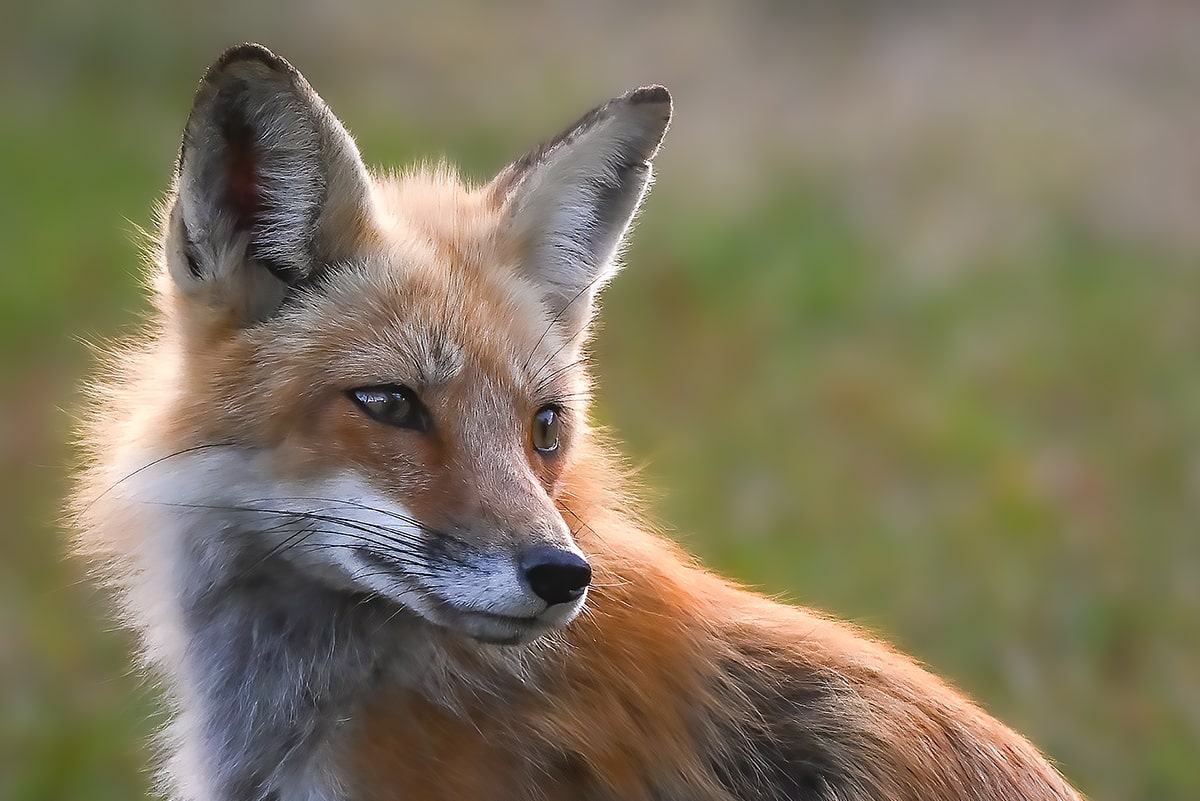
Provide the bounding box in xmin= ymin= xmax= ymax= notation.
xmin=135 ymin=45 xmax=671 ymax=645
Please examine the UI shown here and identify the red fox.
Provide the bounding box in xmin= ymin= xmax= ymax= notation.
xmin=71 ymin=43 xmax=1085 ymax=801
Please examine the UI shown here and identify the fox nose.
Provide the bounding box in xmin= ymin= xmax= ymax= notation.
xmin=520 ymin=545 xmax=591 ymax=606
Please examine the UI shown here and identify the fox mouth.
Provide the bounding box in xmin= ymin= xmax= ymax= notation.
xmin=421 ymin=589 xmax=581 ymax=645
xmin=443 ymin=608 xmax=546 ymax=645
xmin=417 ymin=594 xmax=564 ymax=646
xmin=355 ymin=550 xmax=576 ymax=645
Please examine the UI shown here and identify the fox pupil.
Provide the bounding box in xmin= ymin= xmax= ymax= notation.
xmin=350 ymin=385 xmax=427 ymax=431
xmin=532 ymin=406 xmax=561 ymax=453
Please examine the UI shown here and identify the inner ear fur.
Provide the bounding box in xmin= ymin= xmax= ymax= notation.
xmin=168 ymin=43 xmax=374 ymax=324
xmin=489 ymin=85 xmax=672 ymax=340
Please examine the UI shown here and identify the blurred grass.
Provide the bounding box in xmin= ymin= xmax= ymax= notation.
xmin=2 ymin=4 xmax=1198 ymax=800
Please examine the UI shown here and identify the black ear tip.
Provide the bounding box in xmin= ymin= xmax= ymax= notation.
xmin=207 ymin=43 xmax=296 ymax=81
xmin=625 ymin=85 xmax=672 ymax=107
xmin=187 ymin=44 xmax=303 ymax=146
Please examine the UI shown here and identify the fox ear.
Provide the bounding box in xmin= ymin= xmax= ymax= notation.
xmin=489 ymin=86 xmax=671 ymax=339
xmin=166 ymin=44 xmax=374 ymax=323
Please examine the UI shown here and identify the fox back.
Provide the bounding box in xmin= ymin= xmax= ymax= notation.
xmin=71 ymin=44 xmax=1084 ymax=801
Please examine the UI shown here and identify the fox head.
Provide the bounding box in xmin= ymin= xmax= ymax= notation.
xmin=110 ymin=44 xmax=671 ymax=645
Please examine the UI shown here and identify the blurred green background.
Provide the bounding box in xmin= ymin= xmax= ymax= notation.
xmin=2 ymin=1 xmax=1197 ymax=799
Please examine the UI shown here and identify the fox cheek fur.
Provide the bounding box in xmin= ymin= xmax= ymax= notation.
xmin=71 ymin=43 xmax=1084 ymax=801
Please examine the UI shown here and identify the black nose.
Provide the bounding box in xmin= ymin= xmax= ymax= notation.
xmin=520 ymin=545 xmax=591 ymax=606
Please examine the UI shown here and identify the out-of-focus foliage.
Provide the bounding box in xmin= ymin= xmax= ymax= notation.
xmin=2 ymin=2 xmax=1196 ymax=800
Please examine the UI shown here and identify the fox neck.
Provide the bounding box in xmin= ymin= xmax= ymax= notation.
xmin=159 ymin=501 xmax=388 ymax=801
xmin=165 ymin=523 xmax=394 ymax=801
xmin=156 ymin=489 xmax=537 ymax=801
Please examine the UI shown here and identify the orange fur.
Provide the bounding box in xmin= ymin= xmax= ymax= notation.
xmin=70 ymin=45 xmax=1085 ymax=801
xmin=345 ymin=448 xmax=1082 ymax=800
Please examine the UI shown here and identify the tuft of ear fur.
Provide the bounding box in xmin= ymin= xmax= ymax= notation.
xmin=167 ymin=43 xmax=374 ymax=324
xmin=489 ymin=86 xmax=672 ymax=339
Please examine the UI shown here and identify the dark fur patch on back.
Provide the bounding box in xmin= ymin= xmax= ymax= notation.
xmin=713 ymin=654 xmax=865 ymax=801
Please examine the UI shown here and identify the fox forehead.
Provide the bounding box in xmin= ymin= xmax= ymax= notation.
xmin=241 ymin=168 xmax=576 ymax=395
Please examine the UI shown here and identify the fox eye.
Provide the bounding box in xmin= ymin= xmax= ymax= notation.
xmin=532 ymin=406 xmax=562 ymax=453
xmin=350 ymin=385 xmax=430 ymax=431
